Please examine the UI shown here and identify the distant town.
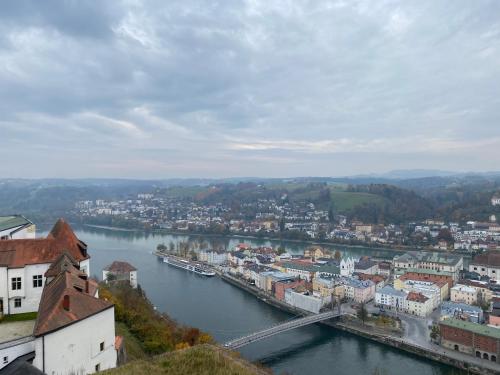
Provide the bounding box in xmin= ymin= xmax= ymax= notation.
xmin=75 ymin=190 xmax=500 ymax=252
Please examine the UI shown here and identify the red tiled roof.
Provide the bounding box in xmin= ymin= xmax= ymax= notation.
xmin=356 ymin=273 xmax=385 ymax=284
xmin=462 ymin=279 xmax=490 ymax=290
xmin=0 ymin=219 xmax=88 ymax=268
xmin=406 ymin=291 xmax=429 ymax=303
xmin=33 ymin=267 xmax=112 ymax=337
xmin=104 ymin=261 xmax=137 ymax=273
xmin=45 ymin=252 xmax=85 ymax=278
xmin=471 ymin=250 xmax=500 ymax=268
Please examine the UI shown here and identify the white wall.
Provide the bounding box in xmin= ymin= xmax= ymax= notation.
xmin=33 ymin=307 xmax=117 ymax=375
xmin=0 ymin=337 xmax=36 ymax=370
xmin=130 ymin=270 xmax=137 ymax=288
xmin=0 ymin=267 xmax=7 ymax=315
xmin=285 ymin=290 xmax=322 ymax=314
xmin=469 ymin=264 xmax=500 ymax=281
xmin=6 ymin=264 xmax=49 ymax=314
xmin=0 ymin=225 xmax=36 ymax=240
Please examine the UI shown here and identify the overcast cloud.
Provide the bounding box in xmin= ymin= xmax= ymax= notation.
xmin=1 ymin=0 xmax=499 ymax=178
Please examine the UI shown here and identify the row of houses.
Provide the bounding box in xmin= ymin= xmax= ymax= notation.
xmin=219 ymin=246 xmax=389 ymax=313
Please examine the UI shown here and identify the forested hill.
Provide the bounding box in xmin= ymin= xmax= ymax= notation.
xmin=345 ymin=184 xmax=434 ymax=224
xmin=150 ymin=182 xmax=435 ymax=224
xmin=0 ymin=176 xmax=499 ymax=225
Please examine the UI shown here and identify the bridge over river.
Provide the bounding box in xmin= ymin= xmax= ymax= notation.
xmin=224 ymin=310 xmax=343 ymax=350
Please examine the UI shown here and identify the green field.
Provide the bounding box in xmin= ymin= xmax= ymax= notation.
xmin=330 ymin=191 xmax=387 ymax=211
xmin=0 ymin=312 xmax=37 ymax=323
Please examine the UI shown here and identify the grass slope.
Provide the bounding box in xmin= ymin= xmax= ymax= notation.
xmin=115 ymin=322 xmax=148 ymax=361
xmin=330 ymin=191 xmax=387 ymax=211
xmin=103 ymin=344 xmax=269 ymax=375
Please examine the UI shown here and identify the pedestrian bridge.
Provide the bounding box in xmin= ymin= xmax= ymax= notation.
xmin=224 ymin=310 xmax=342 ymax=349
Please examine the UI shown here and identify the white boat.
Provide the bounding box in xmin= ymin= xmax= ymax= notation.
xmin=162 ymin=255 xmax=215 ymax=277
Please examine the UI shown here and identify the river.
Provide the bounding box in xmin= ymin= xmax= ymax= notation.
xmin=59 ymin=226 xmax=465 ymax=375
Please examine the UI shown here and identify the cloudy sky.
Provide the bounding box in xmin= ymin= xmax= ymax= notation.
xmin=1 ymin=0 xmax=500 ymax=178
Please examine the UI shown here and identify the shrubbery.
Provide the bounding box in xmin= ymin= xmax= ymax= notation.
xmin=100 ymin=283 xmax=212 ymax=355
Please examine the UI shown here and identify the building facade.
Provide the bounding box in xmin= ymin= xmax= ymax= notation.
xmin=450 ymin=284 xmax=479 ymax=305
xmin=0 ymin=219 xmax=90 ymax=316
xmin=469 ymin=251 xmax=500 ymax=281
xmin=440 ymin=318 xmax=500 ymax=362
xmin=103 ymin=261 xmax=138 ymax=288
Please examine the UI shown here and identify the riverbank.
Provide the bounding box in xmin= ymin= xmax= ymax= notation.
xmin=217 ymin=271 xmax=498 ymax=375
xmin=84 ymin=223 xmax=471 ymax=257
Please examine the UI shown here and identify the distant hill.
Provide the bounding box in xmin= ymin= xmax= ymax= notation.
xmin=1 ymin=175 xmax=499 ymax=225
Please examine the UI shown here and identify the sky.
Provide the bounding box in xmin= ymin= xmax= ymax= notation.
xmin=1 ymin=0 xmax=500 ymax=179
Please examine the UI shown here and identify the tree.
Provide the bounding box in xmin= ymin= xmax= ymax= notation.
xmin=357 ymin=302 xmax=368 ymax=324
xmin=328 ymin=203 xmax=335 ymax=223
xmin=189 ymin=249 xmax=197 ymax=261
xmin=168 ymin=241 xmax=175 ymax=253
xmin=334 ymin=250 xmax=341 ymax=261
xmin=277 ymin=246 xmax=286 ymax=255
xmin=178 ymin=241 xmax=190 ymax=258
xmin=157 ymin=243 xmax=167 ymax=253
xmin=430 ymin=325 xmax=440 ymax=342
xmin=437 ymin=228 xmax=453 ymax=243
xmin=279 ymin=217 xmax=285 ymax=233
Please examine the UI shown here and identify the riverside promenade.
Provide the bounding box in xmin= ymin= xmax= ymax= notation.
xmin=218 ymin=271 xmax=500 ymax=375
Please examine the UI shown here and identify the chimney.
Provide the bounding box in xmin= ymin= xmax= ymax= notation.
xmin=63 ymin=295 xmax=70 ymax=311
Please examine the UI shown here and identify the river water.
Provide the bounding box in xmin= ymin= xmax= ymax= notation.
xmin=65 ymin=227 xmax=465 ymax=375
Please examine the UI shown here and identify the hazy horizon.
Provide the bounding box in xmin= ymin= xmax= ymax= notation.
xmin=2 ymin=1 xmax=500 ymax=178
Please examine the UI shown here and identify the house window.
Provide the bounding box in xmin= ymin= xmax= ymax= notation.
xmin=3 ymin=356 xmax=8 ymax=364
xmin=95 ymin=363 xmax=100 ymax=372
xmin=11 ymin=277 xmax=21 ymax=290
xmin=100 ymin=341 xmax=105 ymax=352
xmin=14 ymin=298 xmax=21 ymax=308
xmin=33 ymin=275 xmax=43 ymax=288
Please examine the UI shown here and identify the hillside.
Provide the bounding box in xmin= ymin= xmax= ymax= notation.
xmin=1 ymin=176 xmax=499 ymax=226
xmin=102 ymin=344 xmax=268 ymax=375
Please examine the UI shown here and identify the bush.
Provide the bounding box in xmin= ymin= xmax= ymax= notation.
xmin=99 ymin=283 xmax=213 ymax=356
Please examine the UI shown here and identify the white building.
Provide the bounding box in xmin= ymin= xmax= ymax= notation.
xmin=492 ymin=196 xmax=500 ymax=206
xmin=103 ymin=261 xmax=138 ymax=288
xmin=399 ymin=279 xmax=442 ymax=309
xmin=0 ymin=216 xmax=36 ymax=240
xmin=404 ymin=292 xmax=433 ymax=317
xmin=393 ymin=252 xmax=463 ymax=281
xmin=199 ymin=249 xmax=227 ymax=265
xmin=343 ymin=278 xmax=375 ymax=303
xmin=340 ymin=257 xmax=355 ymax=277
xmin=375 ymin=285 xmax=406 ymax=311
xmin=32 ymin=255 xmax=117 ymax=374
xmin=450 ymin=284 xmax=479 ymax=305
xmin=0 ymin=219 xmax=90 ymax=316
xmin=469 ymin=250 xmax=500 ymax=281
xmin=284 ymin=289 xmax=324 ymax=314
